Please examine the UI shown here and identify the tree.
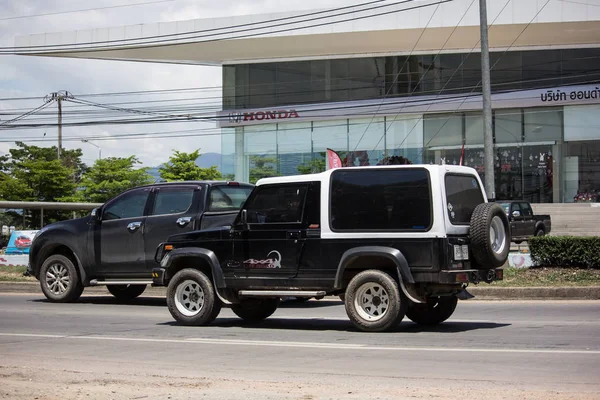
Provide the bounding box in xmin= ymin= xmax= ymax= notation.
xmin=249 ymin=156 xmax=277 ymax=184
xmin=0 ymin=142 xmax=85 ymax=227
xmin=0 ymin=142 xmax=82 ymax=202
xmin=75 ymin=156 xmax=153 ymax=203
xmin=159 ymin=149 xmax=222 ymax=182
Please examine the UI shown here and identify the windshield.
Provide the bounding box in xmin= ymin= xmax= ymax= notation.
xmin=445 ymin=174 xmax=485 ymax=225
xmin=207 ymin=185 xmax=253 ymax=211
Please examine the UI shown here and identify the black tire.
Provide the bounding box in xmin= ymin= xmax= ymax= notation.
xmin=39 ymin=254 xmax=84 ymax=303
xmin=406 ymin=296 xmax=458 ymax=326
xmin=107 ymin=284 xmax=146 ymax=301
xmin=535 ymin=228 xmax=545 ymax=237
xmin=166 ymin=268 xmax=222 ymax=326
xmin=470 ymin=203 xmax=511 ymax=269
xmin=344 ymin=270 xmax=407 ymax=332
xmin=231 ymin=298 xmax=279 ymax=323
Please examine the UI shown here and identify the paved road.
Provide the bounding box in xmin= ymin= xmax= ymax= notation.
xmin=0 ymin=293 xmax=599 ymax=399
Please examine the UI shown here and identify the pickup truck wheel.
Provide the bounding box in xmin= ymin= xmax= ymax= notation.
xmin=344 ymin=270 xmax=407 ymax=332
xmin=470 ymin=203 xmax=510 ymax=269
xmin=231 ymin=298 xmax=279 ymax=323
xmin=166 ymin=269 xmax=222 ymax=326
xmin=39 ymin=255 xmax=83 ymax=303
xmin=406 ymin=296 xmax=458 ymax=326
xmin=535 ymin=228 xmax=545 ymax=237
xmin=107 ymin=284 xmax=146 ymax=301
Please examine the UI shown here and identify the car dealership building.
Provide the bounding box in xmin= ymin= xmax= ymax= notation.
xmin=15 ymin=0 xmax=600 ymax=203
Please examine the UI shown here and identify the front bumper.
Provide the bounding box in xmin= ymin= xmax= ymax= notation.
xmin=152 ymin=267 xmax=167 ymax=286
xmin=438 ymin=268 xmax=503 ymax=284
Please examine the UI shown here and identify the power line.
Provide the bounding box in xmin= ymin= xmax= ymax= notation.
xmin=2 ymin=0 xmax=451 ymax=54
xmin=3 ymin=0 xmax=388 ymax=51
xmin=0 ymin=0 xmax=176 ymax=21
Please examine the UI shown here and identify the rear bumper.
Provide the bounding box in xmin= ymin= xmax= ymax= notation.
xmin=438 ymin=268 xmax=503 ymax=284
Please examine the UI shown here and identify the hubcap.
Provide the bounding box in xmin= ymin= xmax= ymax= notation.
xmin=174 ymin=280 xmax=205 ymax=317
xmin=489 ymin=216 xmax=507 ymax=255
xmin=354 ymin=282 xmax=390 ymax=321
xmin=45 ymin=264 xmax=70 ymax=295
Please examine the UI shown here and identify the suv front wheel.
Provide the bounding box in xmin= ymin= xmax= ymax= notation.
xmin=344 ymin=270 xmax=407 ymax=332
xmin=166 ymin=268 xmax=222 ymax=326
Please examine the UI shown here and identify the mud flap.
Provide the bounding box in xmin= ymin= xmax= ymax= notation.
xmin=457 ymin=288 xmax=475 ymax=300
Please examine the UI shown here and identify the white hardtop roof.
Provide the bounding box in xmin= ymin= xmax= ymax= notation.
xmin=255 ymin=164 xmax=479 ymax=186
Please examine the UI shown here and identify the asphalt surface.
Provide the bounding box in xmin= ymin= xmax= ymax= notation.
xmin=0 ymin=293 xmax=599 ymax=399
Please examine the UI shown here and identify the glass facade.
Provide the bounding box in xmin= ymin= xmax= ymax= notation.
xmin=223 ymin=48 xmax=600 ymax=109
xmin=221 ymin=49 xmax=600 ymax=203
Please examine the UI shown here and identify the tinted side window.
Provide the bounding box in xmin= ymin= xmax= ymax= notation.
xmin=103 ymin=190 xmax=149 ymax=221
xmin=331 ymin=169 xmax=431 ymax=231
xmin=245 ymin=184 xmax=307 ymax=224
xmin=152 ymin=188 xmax=195 ymax=216
xmin=520 ymin=202 xmax=533 ymax=217
xmin=208 ymin=186 xmax=253 ymax=211
xmin=445 ymin=174 xmax=485 ymax=225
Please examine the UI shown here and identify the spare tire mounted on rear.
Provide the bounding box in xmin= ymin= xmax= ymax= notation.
xmin=469 ymin=203 xmax=510 ymax=269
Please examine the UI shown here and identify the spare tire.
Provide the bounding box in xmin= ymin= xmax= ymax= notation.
xmin=469 ymin=203 xmax=510 ymax=269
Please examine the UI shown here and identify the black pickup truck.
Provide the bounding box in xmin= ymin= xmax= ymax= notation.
xmin=498 ymin=200 xmax=552 ymax=243
xmin=27 ymin=181 xmax=253 ymax=302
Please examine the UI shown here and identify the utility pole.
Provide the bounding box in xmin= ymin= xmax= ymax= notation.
xmin=479 ymin=0 xmax=495 ymax=200
xmin=44 ymin=91 xmax=73 ymax=160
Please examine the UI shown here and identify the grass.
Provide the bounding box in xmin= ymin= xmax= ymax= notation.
xmin=491 ymin=267 xmax=600 ymax=287
xmin=0 ymin=265 xmax=35 ymax=282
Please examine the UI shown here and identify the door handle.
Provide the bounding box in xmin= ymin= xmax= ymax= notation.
xmin=127 ymin=222 xmax=142 ymax=232
xmin=287 ymin=231 xmax=301 ymax=239
xmin=176 ymin=217 xmax=192 ymax=227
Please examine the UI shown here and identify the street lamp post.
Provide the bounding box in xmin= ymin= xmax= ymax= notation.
xmin=81 ymin=139 xmax=102 ymax=160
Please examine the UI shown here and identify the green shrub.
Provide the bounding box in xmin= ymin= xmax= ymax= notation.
xmin=529 ymin=236 xmax=600 ymax=269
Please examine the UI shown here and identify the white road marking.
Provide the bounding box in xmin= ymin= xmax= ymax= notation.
xmin=0 ymin=332 xmax=598 ymax=355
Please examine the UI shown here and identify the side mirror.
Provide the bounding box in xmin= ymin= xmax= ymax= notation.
xmin=512 ymin=210 xmax=521 ymax=218
xmin=91 ymin=208 xmax=101 ymax=221
xmin=240 ymin=209 xmax=248 ymax=230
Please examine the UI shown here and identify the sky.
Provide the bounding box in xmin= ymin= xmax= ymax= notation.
xmin=0 ymin=0 xmax=351 ymax=167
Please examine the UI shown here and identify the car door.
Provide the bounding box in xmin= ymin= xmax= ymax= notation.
xmin=520 ymin=202 xmax=535 ymax=236
xmin=95 ymin=187 xmax=152 ymax=277
xmin=510 ymin=202 xmax=524 ymax=238
xmin=143 ymin=184 xmax=201 ymax=270
xmin=228 ymin=183 xmax=308 ymax=279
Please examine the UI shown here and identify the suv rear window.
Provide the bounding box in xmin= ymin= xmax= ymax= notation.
xmin=207 ymin=185 xmax=253 ymax=211
xmin=330 ymin=168 xmax=432 ymax=231
xmin=445 ymin=174 xmax=484 ymax=225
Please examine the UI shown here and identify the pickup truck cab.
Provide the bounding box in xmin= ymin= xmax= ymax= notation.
xmin=27 ymin=181 xmax=253 ymax=302
xmin=153 ymin=165 xmax=510 ymax=332
xmin=498 ymin=200 xmax=551 ymax=243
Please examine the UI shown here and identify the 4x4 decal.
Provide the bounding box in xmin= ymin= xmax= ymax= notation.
xmin=243 ymin=250 xmax=282 ymax=269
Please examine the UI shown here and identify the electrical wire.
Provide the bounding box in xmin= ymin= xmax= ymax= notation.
xmin=0 ymin=0 xmax=176 ymax=22
xmin=1 ymin=0 xmax=452 ymax=54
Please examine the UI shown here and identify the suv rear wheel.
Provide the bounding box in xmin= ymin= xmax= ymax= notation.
xmin=344 ymin=270 xmax=407 ymax=332
xmin=406 ymin=296 xmax=458 ymax=325
xmin=40 ymin=254 xmax=84 ymax=303
xmin=231 ymin=298 xmax=279 ymax=323
xmin=166 ymin=268 xmax=222 ymax=326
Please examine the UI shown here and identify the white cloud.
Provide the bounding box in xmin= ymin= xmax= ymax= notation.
xmin=0 ymin=0 xmax=357 ymax=166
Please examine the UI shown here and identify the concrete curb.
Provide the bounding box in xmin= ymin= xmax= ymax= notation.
xmin=1 ymin=281 xmax=599 ymax=300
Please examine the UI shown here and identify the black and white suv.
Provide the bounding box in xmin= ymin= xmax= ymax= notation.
xmin=153 ymin=165 xmax=510 ymax=332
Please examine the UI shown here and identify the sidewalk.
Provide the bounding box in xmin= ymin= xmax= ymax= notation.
xmin=1 ymin=281 xmax=599 ymax=300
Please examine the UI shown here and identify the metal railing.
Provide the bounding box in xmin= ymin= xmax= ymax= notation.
xmin=0 ymin=201 xmax=102 ymax=228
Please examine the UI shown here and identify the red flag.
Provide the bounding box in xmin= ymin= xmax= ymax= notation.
xmin=326 ymin=148 xmax=343 ymax=170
